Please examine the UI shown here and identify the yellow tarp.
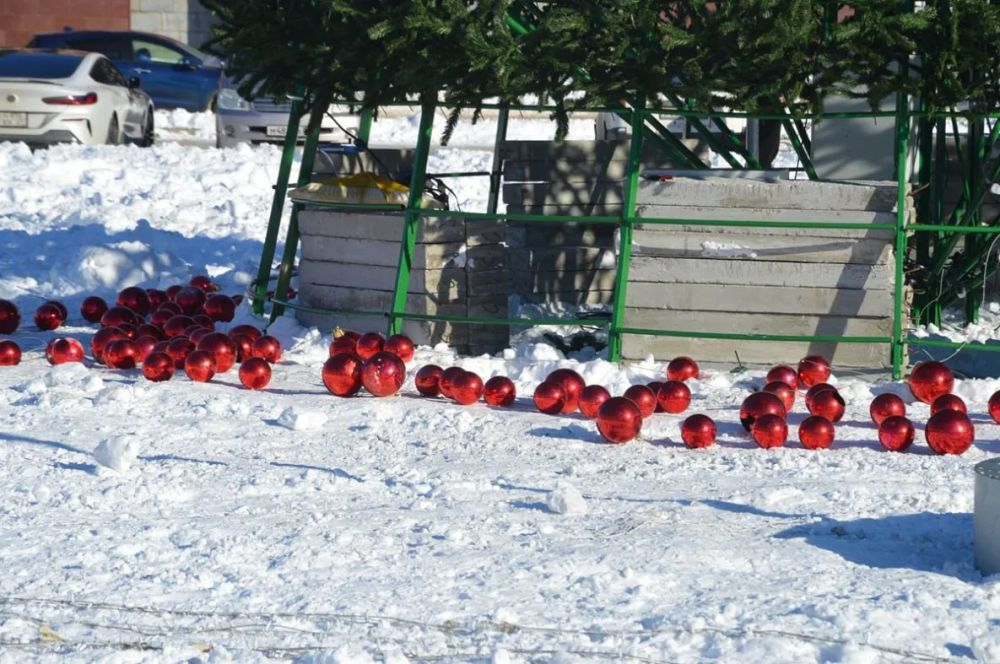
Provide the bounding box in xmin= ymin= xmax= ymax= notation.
xmin=290 ymin=173 xmax=442 ymax=208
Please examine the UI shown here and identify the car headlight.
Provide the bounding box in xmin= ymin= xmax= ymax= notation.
xmin=218 ymin=88 xmax=251 ymax=111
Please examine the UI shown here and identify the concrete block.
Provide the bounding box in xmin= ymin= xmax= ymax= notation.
xmin=498 ymin=139 xmax=703 ymax=164
xmin=503 ymin=181 xmax=624 ymax=206
xmin=298 ymin=210 xmax=465 ymax=244
xmin=298 ymin=260 xmax=465 ymax=297
xmin=507 ymin=223 xmax=615 ymax=248
xmin=629 ymin=256 xmax=892 ymax=290
xmin=465 ymin=219 xmax=506 ymax=246
xmin=620 ymin=335 xmax=891 ymax=368
xmin=623 ymin=308 xmax=893 ymax=339
xmin=300 ymin=284 xmax=467 ymax=317
xmin=636 ymin=178 xmax=899 ymax=211
xmin=505 ymin=204 xmax=624 ymax=217
xmin=467 ymin=269 xmax=512 ymax=297
xmin=519 ymin=290 xmax=615 ymax=306
xmin=510 ymin=246 xmax=616 ymax=272
xmin=301 ymin=236 xmax=465 ymax=269
xmin=511 ymin=269 xmax=617 ymax=294
xmin=634 ymin=206 xmax=896 ymax=240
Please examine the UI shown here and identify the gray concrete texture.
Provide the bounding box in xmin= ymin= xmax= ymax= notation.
xmin=130 ymin=0 xmax=217 ymax=49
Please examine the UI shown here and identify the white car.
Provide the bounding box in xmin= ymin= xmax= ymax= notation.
xmin=0 ymin=49 xmax=154 ymax=148
xmin=215 ymin=85 xmax=357 ymax=148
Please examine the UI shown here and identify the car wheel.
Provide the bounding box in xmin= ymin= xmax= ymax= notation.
xmin=138 ymin=111 xmax=154 ymax=147
xmin=106 ymin=115 xmax=121 ymax=145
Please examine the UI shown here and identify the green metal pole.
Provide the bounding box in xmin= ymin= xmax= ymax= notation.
xmin=252 ymin=95 xmax=303 ymax=315
xmin=356 ymin=106 xmax=374 ymax=144
xmin=388 ymin=98 xmax=435 ymax=336
xmin=607 ymin=97 xmax=645 ymax=363
xmin=487 ymin=105 xmax=509 ymax=216
xmin=891 ymin=93 xmax=910 ymax=379
xmin=781 ymin=118 xmax=818 ymax=180
xmin=666 ymin=93 xmax=743 ymax=169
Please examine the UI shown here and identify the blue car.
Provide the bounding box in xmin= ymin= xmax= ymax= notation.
xmin=27 ymin=30 xmax=223 ymax=112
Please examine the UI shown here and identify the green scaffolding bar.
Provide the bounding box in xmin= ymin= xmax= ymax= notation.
xmin=388 ymin=99 xmax=436 ymax=336
xmin=891 ymin=91 xmax=910 ymax=379
xmin=356 ymin=106 xmax=374 ymax=144
xmin=487 ymin=105 xmax=509 ymax=216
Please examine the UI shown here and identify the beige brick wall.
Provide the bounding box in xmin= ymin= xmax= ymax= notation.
xmin=130 ymin=0 xmax=217 ymax=50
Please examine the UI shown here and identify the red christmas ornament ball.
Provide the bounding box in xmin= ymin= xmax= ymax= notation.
xmin=0 ymin=299 xmax=20 ymax=334
xmin=231 ymin=334 xmax=254 ymax=362
xmin=0 ymin=339 xmax=21 ymax=366
xmin=361 ymin=351 xmax=406 ymax=397
xmin=739 ymin=392 xmax=786 ymax=431
xmin=925 ymin=410 xmax=975 ymax=455
xmin=34 ymin=302 xmax=64 ymax=331
xmin=623 ymin=384 xmax=657 ymax=418
xmin=44 ymin=300 xmax=68 ymax=321
xmin=196 ymin=332 xmax=237 ymax=373
xmin=909 ymin=361 xmax=955 ymax=404
xmin=80 ymin=296 xmax=108 ymax=323
xmin=798 ymin=415 xmax=835 ymax=450
xmin=647 ymin=381 xmax=665 ymax=412
xmin=174 ymin=287 xmax=207 ymax=316
xmin=414 ymin=364 xmax=444 ymax=397
xmin=202 ymin=294 xmax=236 ymax=322
xmin=869 ymin=393 xmax=906 ymax=425
xmin=165 ymin=336 xmax=195 ymax=369
xmin=150 ymin=306 xmax=177 ymax=328
xmin=451 ymin=371 xmax=484 ymax=405
xmin=116 ymin=323 xmax=140 ymax=341
xmin=116 ymin=286 xmax=151 ymax=317
xmin=355 ymin=332 xmax=385 ymax=361
xmin=142 ymin=351 xmax=175 ymax=382
xmin=145 ymin=289 xmax=169 ymax=310
xmin=546 ymin=368 xmax=586 ymax=413
xmin=763 ymin=381 xmax=795 ymax=412
xmin=134 ymin=335 xmax=158 ymax=363
xmin=878 ymin=416 xmax=915 ymax=452
xmin=680 ymin=413 xmax=716 ymax=448
xmin=533 ymin=381 xmax=567 ymax=415
xmin=989 ymin=390 xmax=1000 ymax=424
xmin=809 ymin=388 xmax=846 ymax=422
xmin=100 ymin=306 xmax=139 ymax=329
xmin=184 ymin=349 xmax=216 ymax=382
xmin=328 ymin=330 xmax=359 ymax=356
xmin=238 ymin=357 xmax=272 ymax=390
xmin=931 ymin=393 xmax=967 ymax=416
xmin=165 ymin=284 xmax=183 ymax=301
xmin=192 ymin=314 xmax=215 ymax=330
xmin=483 ymin=375 xmax=516 ymax=406
xmin=104 ymin=338 xmax=138 ymax=369
xmin=766 ymin=364 xmax=798 ymax=390
xmin=186 ymin=326 xmax=211 ymax=345
xmin=91 ymin=326 xmax=127 ymax=363
xmin=163 ymin=314 xmax=196 ymax=339
xmin=596 ymin=396 xmax=643 ymax=444
xmin=439 ymin=366 xmax=466 ymax=399
xmin=230 ymin=324 xmax=262 ymax=342
xmin=136 ymin=324 xmax=163 ymax=340
xmin=188 ymin=275 xmax=217 ymax=292
xmin=45 ymin=337 xmax=84 ymax=365
xmin=385 ymin=334 xmax=415 ymax=363
xmin=805 ymin=383 xmax=837 ymax=411
xmin=751 ymin=413 xmax=788 ymax=449
xmin=578 ymin=384 xmax=611 ymax=419
xmin=322 ymin=353 xmax=363 ymax=397
xmin=797 ymin=354 xmax=832 ymax=388
xmin=666 ymin=356 xmax=699 ymax=382
xmin=656 ymin=380 xmax=692 ymax=414
xmin=251 ymin=335 xmax=282 ymax=363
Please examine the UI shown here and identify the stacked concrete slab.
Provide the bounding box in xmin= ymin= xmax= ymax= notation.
xmin=623 ymin=178 xmax=907 ymax=367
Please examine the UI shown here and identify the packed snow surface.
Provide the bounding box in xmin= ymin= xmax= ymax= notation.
xmin=0 ymin=113 xmax=998 ymax=663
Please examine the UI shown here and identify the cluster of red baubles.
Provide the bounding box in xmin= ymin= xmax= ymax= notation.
xmin=0 ymin=278 xmax=282 ymax=390
xmin=322 ymin=330 xmax=414 ymax=397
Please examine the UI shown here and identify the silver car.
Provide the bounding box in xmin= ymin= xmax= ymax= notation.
xmin=0 ymin=49 xmax=154 ymax=147
xmin=214 ymin=85 xmax=357 ymax=148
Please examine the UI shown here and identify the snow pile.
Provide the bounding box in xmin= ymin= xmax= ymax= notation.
xmin=546 ymin=481 xmax=587 ymax=515
xmin=155 ymin=109 xmax=217 ymax=143
xmin=277 ymin=406 xmax=328 ymax=431
xmin=93 ymin=436 xmax=140 ymax=473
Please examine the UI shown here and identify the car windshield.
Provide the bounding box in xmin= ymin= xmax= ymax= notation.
xmin=0 ymin=51 xmax=81 ymax=79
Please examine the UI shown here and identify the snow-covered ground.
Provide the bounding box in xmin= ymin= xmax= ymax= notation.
xmin=0 ymin=113 xmax=998 ymax=663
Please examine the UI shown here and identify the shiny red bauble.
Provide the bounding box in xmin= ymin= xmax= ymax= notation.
xmin=117 ymin=323 xmax=139 ymax=340
xmin=329 ymin=330 xmax=359 ymax=356
xmin=137 ymin=324 xmax=163 ymax=340
xmin=174 ymin=287 xmax=207 ymax=316
xmin=385 ymin=334 xmax=415 ymax=363
xmin=134 ymin=335 xmax=158 ymax=363
xmin=91 ymin=326 xmax=127 ymax=363
xmin=797 ymin=355 xmax=832 ymax=388
xmin=656 ymin=380 xmax=692 ymax=414
xmin=145 ymin=289 xmax=169 ymax=310
xmin=623 ymin=384 xmax=657 ymax=418
xmin=100 ymin=306 xmax=139 ymax=329
xmin=192 ymin=314 xmax=215 ymax=330
xmin=355 ymin=332 xmax=385 ymax=361
xmin=45 ymin=337 xmax=84 ymax=365
xmin=596 ymin=396 xmax=643 ymax=444
xmin=238 ymin=357 xmax=272 ymax=390
xmin=80 ymin=296 xmax=108 ymax=323
xmin=878 ymin=415 xmax=915 ymax=452
xmin=103 ymin=339 xmax=138 ymax=369
xmin=46 ymin=300 xmax=68 ymax=320
xmin=251 ymin=335 xmax=282 ymax=364
xmin=141 ymin=351 xmax=175 ymax=382
xmin=230 ymin=324 xmax=263 ymax=343
xmin=739 ymin=392 xmax=786 ymax=431
xmin=202 ymin=294 xmax=236 ymax=322
xmin=990 ymin=391 xmax=1000 ymax=424
xmin=414 ymin=364 xmax=444 ymax=397
xmin=666 ymin=356 xmax=699 ymax=382
xmin=196 ymin=332 xmax=237 ymax=373
xmin=165 ymin=337 xmax=196 ymax=369
xmin=547 ymin=368 xmax=586 ymax=413
xmin=804 ymin=383 xmax=837 ymax=411
xmin=763 ymin=381 xmax=795 ymax=412
xmin=751 ymin=413 xmax=788 ymax=449
xmin=0 ymin=339 xmax=21 ymax=366
xmin=116 ymin=286 xmax=151 ymax=317
xmin=931 ymin=393 xmax=967 ymax=416
xmin=909 ymin=361 xmax=955 ymax=404
xmin=578 ymin=384 xmax=611 ymax=419
xmin=765 ymin=364 xmax=798 ymax=390
xmin=451 ymin=371 xmax=484 ymax=405
xmin=483 ymin=375 xmax=516 ymax=406
xmin=361 ymin=351 xmax=406 ymax=397
xmin=150 ymin=307 xmax=176 ymax=328
xmin=0 ymin=299 xmax=20 ymax=334
xmin=439 ymin=366 xmax=465 ymax=399
xmin=186 ymin=325 xmax=210 ymax=345
xmin=533 ymin=381 xmax=567 ymax=415
xmin=647 ymin=381 xmax=664 ymax=412
xmin=808 ymin=388 xmax=846 ymax=422
xmin=322 ymin=353 xmax=363 ymax=397
xmin=925 ymin=410 xmax=975 ymax=455
xmin=34 ymin=302 xmax=64 ymax=331
xmin=188 ymin=275 xmax=217 ymax=292
xmin=165 ymin=284 xmax=183 ymax=301
xmin=231 ymin=334 xmax=253 ymax=362
xmin=184 ymin=349 xmax=216 ymax=382
xmin=680 ymin=413 xmax=716 ymax=448
xmin=798 ymin=415 xmax=835 ymax=450
xmin=869 ymin=393 xmax=906 ymax=425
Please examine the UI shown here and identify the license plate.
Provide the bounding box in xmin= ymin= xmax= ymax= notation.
xmin=0 ymin=111 xmax=27 ymax=128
